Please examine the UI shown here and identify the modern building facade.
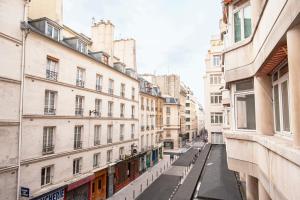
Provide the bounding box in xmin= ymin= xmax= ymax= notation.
xmin=203 ymin=36 xmax=225 ymax=144
xmin=221 ymin=0 xmax=300 ymax=199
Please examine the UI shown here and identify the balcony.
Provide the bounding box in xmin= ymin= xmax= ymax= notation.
xmin=76 ymin=79 xmax=85 ymax=87
xmin=108 ymin=88 xmax=114 ymax=95
xmin=107 ymin=138 xmax=112 ymax=144
xmin=42 ymin=145 xmax=54 ymax=155
xmin=96 ymin=84 xmax=102 ymax=92
xmin=44 ymin=107 xmax=56 ymax=115
xmin=75 ymin=108 xmax=84 ymax=116
xmin=141 ymin=126 xmax=145 ymax=131
xmin=120 ymin=135 xmax=124 ymax=141
xmin=46 ymin=70 xmax=58 ymax=81
xmin=94 ymin=140 xmax=100 ymax=146
xmin=74 ymin=141 xmax=82 ymax=149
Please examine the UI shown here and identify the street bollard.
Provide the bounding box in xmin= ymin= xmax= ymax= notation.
xmin=147 ymin=179 xmax=148 ymax=186
xmin=140 ymin=184 xmax=142 ymax=192
xmin=133 ymin=190 xmax=135 ymax=199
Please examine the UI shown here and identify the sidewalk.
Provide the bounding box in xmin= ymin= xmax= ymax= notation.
xmin=108 ymin=154 xmax=177 ymax=200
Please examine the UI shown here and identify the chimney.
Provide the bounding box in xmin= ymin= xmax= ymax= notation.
xmin=113 ymin=39 xmax=137 ymax=71
xmin=91 ymin=20 xmax=115 ymax=62
xmin=28 ymin=0 xmax=63 ymax=25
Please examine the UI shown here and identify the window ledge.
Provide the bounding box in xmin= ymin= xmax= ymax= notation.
xmin=224 ymin=131 xmax=300 ymax=167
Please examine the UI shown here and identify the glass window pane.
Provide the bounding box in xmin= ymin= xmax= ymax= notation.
xmin=281 ymin=81 xmax=290 ymax=131
xmin=236 ymin=79 xmax=254 ymax=91
xmin=273 ymin=85 xmax=280 ymax=131
xmin=243 ymin=6 xmax=252 ymax=38
xmin=234 ymin=11 xmax=242 ymax=42
xmin=236 ymin=94 xmax=256 ymax=130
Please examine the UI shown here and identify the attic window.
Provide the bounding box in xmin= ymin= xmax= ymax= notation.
xmin=77 ymin=40 xmax=86 ymax=53
xmin=102 ymin=55 xmax=109 ymax=65
xmin=46 ymin=22 xmax=59 ymax=41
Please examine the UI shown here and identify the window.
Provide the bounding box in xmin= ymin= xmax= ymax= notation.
xmin=43 ymin=127 xmax=55 ymax=154
xmin=141 ymin=135 xmax=144 ymax=149
xmin=185 ymin=110 xmax=190 ymax=114
xmin=146 ymin=134 xmax=149 ymax=147
xmin=210 ymin=92 xmax=222 ymax=104
xmin=46 ymin=58 xmax=58 ymax=80
xmin=77 ymin=40 xmax=86 ymax=53
xmin=119 ymin=147 xmax=124 ymax=159
xmin=108 ymin=101 xmax=113 ymax=117
xmin=166 ymin=131 xmax=171 ymax=137
xmin=210 ymin=112 xmax=223 ymax=124
xmin=94 ymin=125 xmax=101 ymax=146
xmin=107 ymin=150 xmax=112 ymax=163
xmin=213 ymin=55 xmax=221 ymax=67
xmin=235 ymin=79 xmax=256 ymax=130
xmin=107 ymin=125 xmax=112 ymax=143
xmin=120 ymin=103 xmax=125 ymax=118
xmin=94 ymin=99 xmax=102 ymax=117
xmin=146 ymin=99 xmax=149 ymax=110
xmin=166 ymin=107 xmax=170 ymax=115
xmin=102 ymin=55 xmax=109 ymax=65
xmin=76 ymin=67 xmax=85 ymax=87
xmin=108 ymin=79 xmax=114 ymax=95
xmin=93 ymin=153 xmax=100 ymax=168
xmin=151 ymin=100 xmax=154 ymax=111
xmin=209 ymin=74 xmax=222 ymax=85
xmin=131 ymin=124 xmax=135 ymax=139
xmin=73 ymin=158 xmax=82 ymax=175
xmin=46 ymin=22 xmax=59 ymax=41
xmin=166 ymin=117 xmax=170 ymax=125
xmin=272 ymin=64 xmax=290 ymax=133
xmin=131 ymin=105 xmax=135 ymax=118
xmin=74 ymin=126 xmax=82 ymax=149
xmin=41 ymin=166 xmax=53 ymax=186
xmin=141 ymin=97 xmax=144 ymax=110
xmin=96 ymin=74 xmax=103 ymax=91
xmin=234 ymin=5 xmax=252 ymax=43
xmin=44 ymin=90 xmax=56 ymax=115
xmin=186 ymin=118 xmax=190 ymax=122
xmin=121 ymin=84 xmax=125 ymax=97
xmin=132 ymin=87 xmax=135 ymax=100
xmin=120 ymin=124 xmax=124 ymax=141
xmin=75 ymin=95 xmax=84 ymax=116
xmin=186 ymin=103 xmax=190 ymax=107
xmin=151 ymin=134 xmax=153 ymax=146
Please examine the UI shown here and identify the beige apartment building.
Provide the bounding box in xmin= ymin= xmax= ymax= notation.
xmin=203 ymin=36 xmax=225 ymax=144
xmin=1 ymin=0 xmax=141 ymax=199
xmin=185 ymin=88 xmax=199 ymax=141
xmin=221 ymin=0 xmax=300 ymax=199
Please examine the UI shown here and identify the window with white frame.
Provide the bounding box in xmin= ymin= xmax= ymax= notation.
xmin=119 ymin=147 xmax=124 ymax=159
xmin=166 ymin=117 xmax=170 ymax=125
xmin=95 ymin=99 xmax=102 ymax=117
xmin=108 ymin=79 xmax=114 ymax=95
xmin=93 ymin=153 xmax=100 ymax=168
xmin=120 ymin=124 xmax=124 ymax=141
xmin=46 ymin=22 xmax=59 ymax=41
xmin=77 ymin=40 xmax=87 ymax=53
xmin=107 ymin=150 xmax=112 ymax=163
xmin=210 ymin=92 xmax=222 ymax=104
xmin=234 ymin=4 xmax=252 ymax=43
xmin=46 ymin=58 xmax=58 ymax=80
xmin=94 ymin=125 xmax=101 ymax=146
xmin=74 ymin=126 xmax=83 ymax=149
xmin=235 ymin=79 xmax=256 ymax=130
xmin=132 ymin=87 xmax=135 ymax=100
xmin=43 ymin=127 xmax=55 ymax=154
xmin=41 ymin=165 xmax=53 ymax=186
xmin=213 ymin=55 xmax=221 ymax=67
xmin=108 ymin=101 xmax=113 ymax=117
xmin=121 ymin=83 xmax=125 ymax=97
xmin=76 ymin=67 xmax=85 ymax=87
xmin=96 ymin=74 xmax=103 ymax=91
xmin=131 ymin=105 xmax=135 ymax=118
xmin=209 ymin=74 xmax=222 ymax=85
xmin=210 ymin=112 xmax=223 ymax=124
xmin=131 ymin=124 xmax=135 ymax=139
xmin=44 ymin=90 xmax=56 ymax=115
xmin=272 ymin=63 xmax=290 ymax=133
xmin=75 ymin=95 xmax=84 ymax=116
xmin=120 ymin=103 xmax=125 ymax=118
xmin=107 ymin=125 xmax=113 ymax=143
xmin=73 ymin=158 xmax=82 ymax=175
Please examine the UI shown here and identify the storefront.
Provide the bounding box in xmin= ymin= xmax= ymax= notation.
xmin=114 ymin=156 xmax=139 ymax=192
xmin=139 ymin=152 xmax=147 ymax=174
xmin=31 ymin=186 xmax=66 ymax=200
xmin=66 ymin=175 xmax=94 ymax=200
xmin=146 ymin=152 xmax=151 ymax=168
xmin=151 ymin=148 xmax=159 ymax=165
xmin=91 ymin=169 xmax=107 ymax=200
xmin=159 ymin=147 xmax=163 ymax=159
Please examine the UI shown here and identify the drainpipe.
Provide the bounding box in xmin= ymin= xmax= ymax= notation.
xmin=17 ymin=1 xmax=29 ymax=199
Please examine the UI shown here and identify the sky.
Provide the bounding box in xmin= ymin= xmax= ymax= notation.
xmin=64 ymin=0 xmax=222 ymax=105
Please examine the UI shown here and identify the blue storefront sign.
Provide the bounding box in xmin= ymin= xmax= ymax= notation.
xmin=31 ymin=186 xmax=65 ymax=200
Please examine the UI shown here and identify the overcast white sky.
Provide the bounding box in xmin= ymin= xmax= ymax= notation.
xmin=64 ymin=0 xmax=222 ymax=105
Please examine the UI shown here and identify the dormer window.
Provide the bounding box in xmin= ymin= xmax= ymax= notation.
xmin=77 ymin=40 xmax=87 ymax=53
xmin=102 ymin=55 xmax=109 ymax=65
xmin=46 ymin=22 xmax=59 ymax=41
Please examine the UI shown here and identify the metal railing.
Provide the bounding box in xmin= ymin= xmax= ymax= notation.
xmin=75 ymin=108 xmax=84 ymax=116
xmin=76 ymin=79 xmax=85 ymax=87
xmin=42 ymin=145 xmax=54 ymax=154
xmin=46 ymin=70 xmax=58 ymax=81
xmin=74 ymin=141 xmax=82 ymax=149
xmin=44 ymin=107 xmax=56 ymax=115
